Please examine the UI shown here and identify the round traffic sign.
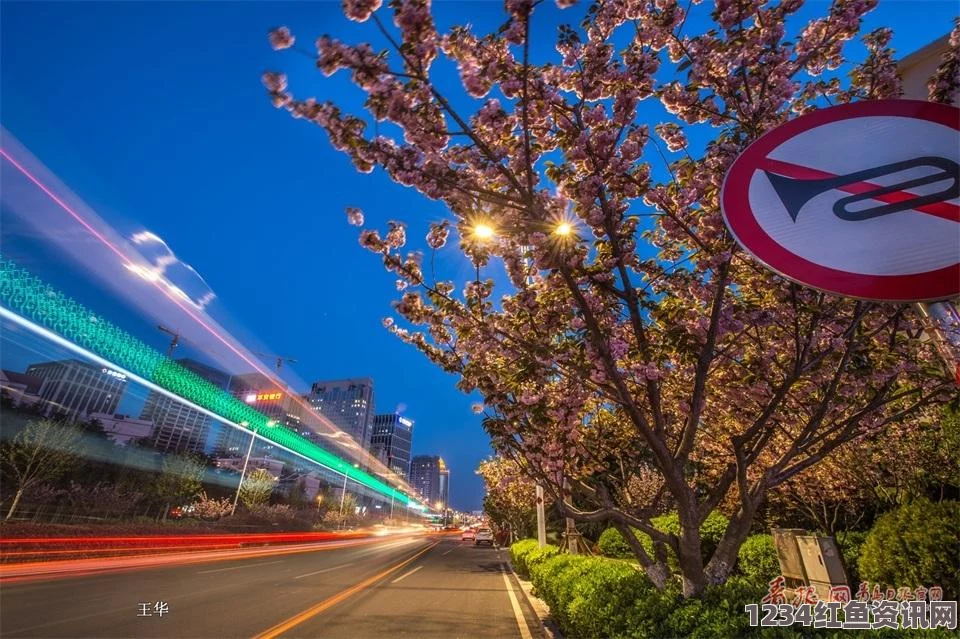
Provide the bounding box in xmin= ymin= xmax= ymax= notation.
xmin=721 ymin=100 xmax=959 ymax=302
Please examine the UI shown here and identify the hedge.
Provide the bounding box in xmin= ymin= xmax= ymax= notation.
xmin=859 ymin=499 xmax=959 ymax=599
xmin=509 ymin=538 xmax=560 ymax=579
xmin=510 ymin=538 xmax=956 ymax=638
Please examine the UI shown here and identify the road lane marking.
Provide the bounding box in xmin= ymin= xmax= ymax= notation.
xmin=441 ymin=547 xmax=455 ymax=556
xmin=501 ymin=564 xmax=533 ymax=639
xmin=390 ymin=565 xmax=424 ymax=583
xmin=253 ymin=541 xmax=438 ymax=639
xmin=196 ymin=560 xmax=283 ymax=574
xmin=293 ymin=562 xmax=355 ymax=580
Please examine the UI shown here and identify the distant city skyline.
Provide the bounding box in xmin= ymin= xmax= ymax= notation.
xmin=1 ymin=349 xmax=460 ymax=505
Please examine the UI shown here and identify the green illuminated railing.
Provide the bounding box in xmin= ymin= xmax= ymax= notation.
xmin=0 ymin=256 xmax=419 ymax=508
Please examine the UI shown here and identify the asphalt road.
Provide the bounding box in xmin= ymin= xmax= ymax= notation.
xmin=0 ymin=536 xmax=543 ymax=639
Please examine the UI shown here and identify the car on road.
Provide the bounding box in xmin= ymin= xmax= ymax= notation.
xmin=460 ymin=528 xmax=476 ymax=541
xmin=474 ymin=528 xmax=494 ymax=546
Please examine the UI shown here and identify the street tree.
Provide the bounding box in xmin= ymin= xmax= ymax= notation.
xmin=154 ymin=454 xmax=206 ymax=516
xmin=238 ymin=468 xmax=277 ymax=509
xmin=477 ymin=456 xmax=537 ymax=541
xmin=265 ymin=3 xmax=957 ymax=596
xmin=1 ymin=419 xmax=81 ymax=520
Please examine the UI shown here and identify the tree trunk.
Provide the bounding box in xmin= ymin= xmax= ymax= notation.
xmin=676 ymin=513 xmax=707 ymax=597
xmin=706 ymin=501 xmax=759 ymax=585
xmin=5 ymin=488 xmax=24 ymax=520
xmin=613 ymin=520 xmax=670 ymax=589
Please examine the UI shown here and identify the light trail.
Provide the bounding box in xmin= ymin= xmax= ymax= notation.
xmin=0 ymin=303 xmax=423 ymax=510
xmin=0 ymin=535 xmax=415 ymax=585
xmin=0 ymin=144 xmax=418 ymax=493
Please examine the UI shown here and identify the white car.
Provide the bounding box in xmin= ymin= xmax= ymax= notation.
xmin=461 ymin=528 xmax=476 ymax=541
xmin=474 ymin=528 xmax=494 ymax=546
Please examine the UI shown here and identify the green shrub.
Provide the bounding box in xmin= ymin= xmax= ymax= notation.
xmin=836 ymin=530 xmax=868 ymax=586
xmin=565 ymin=558 xmax=654 ymax=639
xmin=525 ymin=544 xmax=561 ymax=577
xmin=598 ymin=526 xmax=634 ymax=558
xmin=530 ymin=554 xmax=597 ymax=630
xmin=737 ymin=534 xmax=780 ymax=581
xmin=509 ymin=538 xmax=540 ymax=578
xmin=859 ymin=499 xmax=959 ymax=599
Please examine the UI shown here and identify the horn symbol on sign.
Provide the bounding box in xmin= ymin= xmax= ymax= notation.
xmin=764 ymin=156 xmax=960 ymax=222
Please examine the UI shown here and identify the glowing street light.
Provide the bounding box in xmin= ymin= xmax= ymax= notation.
xmin=473 ymin=223 xmax=495 ymax=240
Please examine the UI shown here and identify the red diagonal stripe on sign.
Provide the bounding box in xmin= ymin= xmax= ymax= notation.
xmin=759 ymin=158 xmax=960 ymax=223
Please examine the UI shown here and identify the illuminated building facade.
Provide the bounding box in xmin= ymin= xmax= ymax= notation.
xmin=305 ymin=378 xmax=375 ymax=449
xmin=24 ymin=358 xmax=126 ymax=418
xmin=216 ymin=372 xmax=304 ymax=456
xmin=370 ymin=413 xmax=414 ymax=480
xmin=140 ymin=358 xmax=230 ymax=454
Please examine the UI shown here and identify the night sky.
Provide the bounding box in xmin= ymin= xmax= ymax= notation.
xmin=1 ymin=1 xmax=954 ymax=511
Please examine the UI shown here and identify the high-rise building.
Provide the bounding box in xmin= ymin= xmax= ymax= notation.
xmin=410 ymin=455 xmax=449 ymax=508
xmin=24 ymin=359 xmax=126 ymax=418
xmin=140 ymin=358 xmax=231 ymax=454
xmin=305 ymin=378 xmax=375 ymax=449
xmin=438 ymin=458 xmax=450 ymax=509
xmin=370 ymin=413 xmax=414 ymax=480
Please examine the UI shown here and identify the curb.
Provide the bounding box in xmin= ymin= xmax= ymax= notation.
xmin=509 ymin=562 xmax=565 ymax=639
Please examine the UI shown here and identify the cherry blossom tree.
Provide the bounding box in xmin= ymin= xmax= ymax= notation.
xmin=265 ymin=0 xmax=957 ymax=596
xmin=477 ymin=456 xmax=538 ymax=541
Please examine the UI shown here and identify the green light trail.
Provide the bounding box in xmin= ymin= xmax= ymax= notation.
xmin=0 ymin=256 xmax=423 ymax=509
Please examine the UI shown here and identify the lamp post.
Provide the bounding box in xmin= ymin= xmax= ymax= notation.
xmin=230 ymin=421 xmax=255 ymax=517
xmin=472 ymin=221 xmax=574 ymax=550
xmin=338 ymin=463 xmax=360 ymax=529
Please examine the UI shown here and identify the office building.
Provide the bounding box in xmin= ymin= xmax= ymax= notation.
xmin=24 ymin=359 xmax=126 ymax=418
xmin=305 ymin=378 xmax=375 ymax=449
xmin=370 ymin=413 xmax=414 ymax=480
xmin=140 ymin=358 xmax=230 ymax=455
xmin=410 ymin=455 xmax=449 ymax=508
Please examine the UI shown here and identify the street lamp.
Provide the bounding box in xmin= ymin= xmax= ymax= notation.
xmin=472 ymin=223 xmax=495 ymax=240
xmin=469 ymin=223 xmax=553 ymax=548
xmin=230 ymin=421 xmax=254 ymax=516
xmin=338 ymin=462 xmax=360 ymax=529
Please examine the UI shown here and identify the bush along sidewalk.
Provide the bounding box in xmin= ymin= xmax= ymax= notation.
xmin=509 ymin=538 xmax=955 ymax=638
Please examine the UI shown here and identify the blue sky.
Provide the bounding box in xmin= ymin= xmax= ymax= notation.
xmin=1 ymin=1 xmax=955 ymax=510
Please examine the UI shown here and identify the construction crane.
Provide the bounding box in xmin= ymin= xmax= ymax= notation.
xmin=255 ymin=351 xmax=297 ymax=372
xmin=157 ymin=325 xmax=180 ymax=358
